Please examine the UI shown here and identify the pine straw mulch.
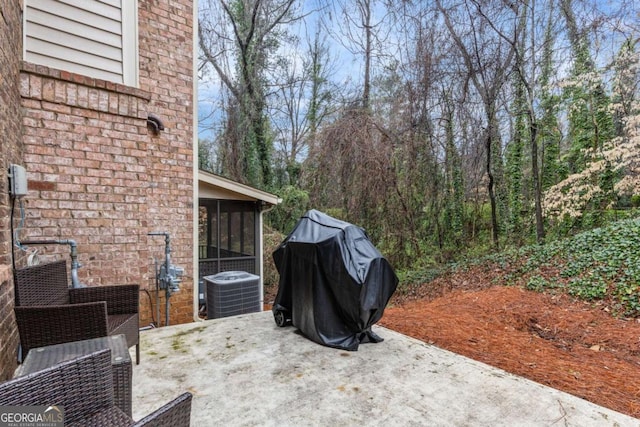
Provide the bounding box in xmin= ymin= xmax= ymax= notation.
xmin=380 ymin=268 xmax=640 ymax=419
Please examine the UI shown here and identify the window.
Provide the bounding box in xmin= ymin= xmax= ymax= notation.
xmin=199 ymin=200 xmax=257 ymax=260
xmin=24 ymin=0 xmax=139 ymax=87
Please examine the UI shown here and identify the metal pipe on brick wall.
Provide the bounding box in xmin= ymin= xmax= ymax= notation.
xmin=20 ymin=239 xmax=82 ymax=288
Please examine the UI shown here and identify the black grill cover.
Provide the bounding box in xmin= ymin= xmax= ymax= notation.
xmin=272 ymin=210 xmax=398 ymax=350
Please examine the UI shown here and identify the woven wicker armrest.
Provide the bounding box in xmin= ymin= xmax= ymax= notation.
xmin=70 ymin=284 xmax=140 ymax=315
xmin=14 ymin=302 xmax=109 ymax=357
xmin=0 ymin=349 xmax=114 ymax=425
xmin=133 ymin=392 xmax=193 ymax=427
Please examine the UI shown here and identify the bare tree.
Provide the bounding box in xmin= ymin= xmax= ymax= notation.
xmin=199 ymin=0 xmax=300 ymax=187
xmin=472 ymin=0 xmax=548 ymax=242
xmin=436 ymin=0 xmax=518 ymax=249
xmin=269 ymin=28 xmax=339 ymax=186
xmin=319 ymin=0 xmax=394 ymax=110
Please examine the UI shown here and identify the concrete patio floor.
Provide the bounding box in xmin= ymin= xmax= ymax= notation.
xmin=131 ymin=311 xmax=639 ymax=426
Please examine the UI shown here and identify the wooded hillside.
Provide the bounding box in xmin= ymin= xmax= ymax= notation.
xmin=198 ymin=0 xmax=640 ymax=269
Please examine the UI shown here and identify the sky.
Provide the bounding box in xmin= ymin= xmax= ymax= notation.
xmin=196 ymin=0 xmax=372 ymax=142
xmin=196 ymin=0 xmax=640 ymax=144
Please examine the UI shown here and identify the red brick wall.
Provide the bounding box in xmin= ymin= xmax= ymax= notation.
xmin=19 ymin=64 xmax=154 ymax=287
xmin=0 ymin=0 xmax=194 ymax=377
xmin=17 ymin=0 xmax=195 ymax=329
xmin=0 ymin=0 xmax=24 ymax=380
xmin=138 ymin=0 xmax=194 ymax=326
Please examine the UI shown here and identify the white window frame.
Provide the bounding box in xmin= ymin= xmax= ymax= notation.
xmin=121 ymin=0 xmax=139 ymax=87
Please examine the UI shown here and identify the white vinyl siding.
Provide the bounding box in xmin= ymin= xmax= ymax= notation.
xmin=24 ymin=0 xmax=138 ymax=87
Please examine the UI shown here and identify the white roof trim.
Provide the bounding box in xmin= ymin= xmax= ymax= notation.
xmin=198 ymin=170 xmax=281 ymax=206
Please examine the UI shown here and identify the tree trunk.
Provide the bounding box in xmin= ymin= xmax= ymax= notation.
xmin=362 ymin=0 xmax=372 ymax=110
xmin=530 ymin=121 xmax=545 ymax=243
xmin=486 ymin=126 xmax=499 ymax=249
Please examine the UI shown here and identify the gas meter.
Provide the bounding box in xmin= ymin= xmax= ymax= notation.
xmin=148 ymin=232 xmax=184 ymax=325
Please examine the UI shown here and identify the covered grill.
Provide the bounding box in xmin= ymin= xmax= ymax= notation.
xmin=272 ymin=210 xmax=398 ymax=351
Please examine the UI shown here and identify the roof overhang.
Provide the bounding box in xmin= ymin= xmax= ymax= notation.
xmin=198 ymin=170 xmax=281 ymax=207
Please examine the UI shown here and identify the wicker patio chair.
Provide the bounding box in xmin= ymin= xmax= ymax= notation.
xmin=0 ymin=349 xmax=192 ymax=427
xmin=14 ymin=260 xmax=141 ymax=364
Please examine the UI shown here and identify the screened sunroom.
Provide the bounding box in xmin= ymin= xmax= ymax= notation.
xmin=197 ymin=170 xmax=280 ymax=314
